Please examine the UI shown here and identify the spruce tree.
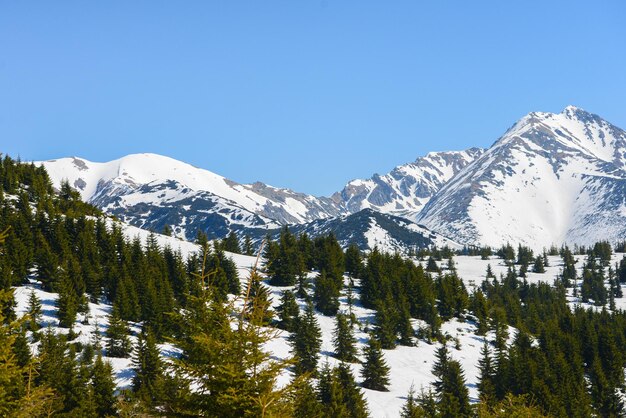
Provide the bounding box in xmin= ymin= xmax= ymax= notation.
xmin=293 ymin=377 xmax=323 ymax=418
xmin=478 ymin=340 xmax=496 ymax=402
xmin=243 ymin=235 xmax=254 ymax=256
xmin=361 ymin=333 xmax=390 ymax=391
xmin=290 ymin=302 xmax=322 ymax=375
xmin=106 ymin=304 xmax=132 ymax=358
xmin=26 ymin=289 xmax=42 ymax=331
xmin=91 ymin=354 xmax=117 ymax=417
xmin=533 ymin=255 xmax=546 ymax=273
xmin=432 ymin=346 xmax=471 ymax=418
xmin=222 ymin=231 xmax=241 ymax=254
xmin=56 ymin=263 xmax=78 ymax=329
xmin=333 ymin=312 xmax=358 ymax=363
xmin=314 ymin=270 xmax=340 ymax=316
xmin=132 ymin=326 xmax=164 ymax=404
xmin=426 ymin=256 xmax=440 ymax=273
xmin=335 ymin=362 xmax=369 ymax=418
xmin=276 ymin=290 xmax=299 ymax=332
xmin=401 ymin=385 xmax=426 ymax=418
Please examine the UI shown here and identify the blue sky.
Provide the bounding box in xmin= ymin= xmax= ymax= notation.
xmin=1 ymin=1 xmax=625 ymax=195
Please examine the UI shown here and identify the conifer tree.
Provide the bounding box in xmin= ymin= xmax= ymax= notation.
xmin=12 ymin=328 xmax=31 ymax=368
xmin=290 ymin=302 xmax=322 ymax=375
xmin=401 ymin=385 xmax=426 ymax=418
xmin=26 ymin=289 xmax=42 ymax=331
xmin=333 ymin=313 xmax=358 ymax=363
xmin=314 ymin=270 xmax=340 ymax=316
xmin=56 ymin=263 xmax=78 ymax=330
xmin=317 ymin=362 xmax=348 ymax=417
xmin=293 ymin=377 xmax=323 ymax=418
xmin=432 ymin=344 xmax=471 ymax=418
xmin=247 ymin=276 xmax=274 ymax=326
xmin=426 ymin=256 xmax=440 ymax=273
xmin=345 ymin=243 xmax=362 ymax=278
xmin=132 ymin=326 xmax=164 ymax=404
xmin=91 ymin=354 xmax=117 ymax=417
xmin=486 ymin=263 xmax=495 ymax=279
xmin=243 ymin=235 xmax=254 ymax=256
xmin=276 ymin=290 xmax=299 ymax=332
xmin=478 ymin=340 xmax=496 ymax=403
xmin=222 ymin=231 xmax=241 ymax=254
xmin=106 ymin=304 xmax=132 ymax=358
xmin=374 ymin=297 xmax=398 ymax=349
xmin=533 ymin=255 xmax=546 ymax=273
xmin=361 ymin=333 xmax=390 ymax=391
xmin=335 ymin=362 xmax=369 ymax=418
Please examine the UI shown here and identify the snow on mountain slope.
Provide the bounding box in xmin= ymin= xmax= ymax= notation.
xmin=417 ymin=106 xmax=626 ymax=249
xmin=243 ymin=208 xmax=460 ymax=254
xmin=332 ymin=148 xmax=484 ymax=220
xmin=40 ymin=153 xmax=343 ymax=239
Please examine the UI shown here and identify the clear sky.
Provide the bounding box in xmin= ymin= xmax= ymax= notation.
xmin=1 ymin=1 xmax=625 ymax=196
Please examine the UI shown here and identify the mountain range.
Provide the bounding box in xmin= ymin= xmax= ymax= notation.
xmin=39 ymin=106 xmax=626 ymax=251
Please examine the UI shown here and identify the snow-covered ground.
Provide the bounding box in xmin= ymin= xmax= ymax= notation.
xmin=12 ymin=224 xmax=626 ymax=417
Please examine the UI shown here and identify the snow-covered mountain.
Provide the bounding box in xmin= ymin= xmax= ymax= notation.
xmin=38 ymin=105 xmax=626 ymax=250
xmin=40 ymin=153 xmax=344 ymax=239
xmin=333 ymin=148 xmax=484 ymax=220
xmin=417 ymin=106 xmax=626 ymax=249
xmin=39 ymin=150 xmax=474 ymax=246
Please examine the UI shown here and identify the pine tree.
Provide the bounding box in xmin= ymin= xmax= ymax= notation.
xmin=401 ymin=385 xmax=426 ymax=418
xmin=345 ymin=243 xmax=362 ymax=278
xmin=430 ymin=342 xmax=472 ymax=416
xmin=361 ymin=333 xmax=390 ymax=391
xmin=335 ymin=362 xmax=369 ymax=418
xmin=26 ymin=289 xmax=42 ymax=331
xmin=533 ymin=255 xmax=546 ymax=273
xmin=106 ymin=304 xmax=132 ymax=358
xmin=314 ymin=270 xmax=340 ymax=316
xmin=333 ymin=313 xmax=358 ymax=363
xmin=276 ymin=290 xmax=299 ymax=332
xmin=222 ymin=231 xmax=241 ymax=254
xmin=243 ymin=235 xmax=254 ymax=256
xmin=132 ymin=326 xmax=164 ymax=404
xmin=293 ymin=377 xmax=323 ymax=418
xmin=91 ymin=354 xmax=117 ymax=417
xmin=56 ymin=263 xmax=78 ymax=330
xmin=290 ymin=302 xmax=322 ymax=375
xmin=426 ymin=256 xmax=440 ymax=273
xmin=478 ymin=339 xmax=496 ymax=403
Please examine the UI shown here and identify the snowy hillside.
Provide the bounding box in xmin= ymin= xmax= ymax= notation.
xmin=417 ymin=106 xmax=626 ymax=249
xmin=14 ymin=220 xmax=626 ymax=417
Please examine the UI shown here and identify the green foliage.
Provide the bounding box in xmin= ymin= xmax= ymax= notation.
xmin=431 ymin=344 xmax=471 ymax=418
xmin=360 ymin=333 xmax=390 ymax=391
xmin=333 ymin=313 xmax=358 ymax=363
xmin=290 ymin=302 xmax=322 ymax=376
xmin=266 ymin=226 xmax=304 ymax=286
xmin=222 ymin=231 xmax=241 ymax=254
xmin=314 ymin=270 xmax=340 ymax=316
xmin=276 ymin=290 xmax=299 ymax=332
xmin=106 ymin=304 xmax=132 ymax=358
xmin=132 ymin=326 xmax=164 ymax=404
